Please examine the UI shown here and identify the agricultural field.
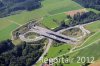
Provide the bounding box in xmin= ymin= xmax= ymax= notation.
xmin=0 ymin=18 xmax=19 ymax=41
xmin=45 ymin=44 xmax=71 ymax=58
xmin=42 ymin=13 xmax=68 ymax=29
xmin=0 ymin=0 xmax=83 ymax=41
xmin=5 ymin=0 xmax=83 ymax=24
xmin=75 ymin=31 xmax=100 ymax=49
xmin=73 ymin=40 xmax=100 ymax=61
xmin=85 ymin=20 xmax=100 ymax=32
xmin=57 ymin=40 xmax=100 ymax=66
xmin=1 ymin=0 xmax=100 ymax=66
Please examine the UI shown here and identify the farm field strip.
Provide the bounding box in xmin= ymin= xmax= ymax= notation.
xmin=54 ymin=39 xmax=100 ymax=66
xmin=5 ymin=18 xmax=22 ymax=26
xmin=73 ymin=40 xmax=100 ymax=61
xmin=45 ymin=44 xmax=71 ymax=58
xmin=53 ymin=39 xmax=100 ymax=60
xmin=0 ymin=19 xmax=13 ymax=30
xmin=42 ymin=13 xmax=67 ymax=29
xmin=0 ymin=23 xmax=19 ymax=41
xmin=85 ymin=20 xmax=100 ymax=32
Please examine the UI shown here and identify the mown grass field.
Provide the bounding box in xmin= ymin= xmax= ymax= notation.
xmin=85 ymin=21 xmax=100 ymax=32
xmin=0 ymin=19 xmax=12 ymax=31
xmin=61 ymin=40 xmax=100 ymax=66
xmin=81 ymin=31 xmax=100 ymax=47
xmin=73 ymin=40 xmax=100 ymax=61
xmin=45 ymin=44 xmax=71 ymax=58
xmin=0 ymin=23 xmax=19 ymax=41
xmin=42 ymin=13 xmax=68 ymax=29
xmin=76 ymin=21 xmax=100 ymax=47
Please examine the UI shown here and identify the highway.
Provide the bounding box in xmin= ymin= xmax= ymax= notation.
xmin=19 ymin=25 xmax=78 ymax=44
xmin=19 ymin=24 xmax=90 ymax=44
xmin=30 ymin=26 xmax=78 ymax=43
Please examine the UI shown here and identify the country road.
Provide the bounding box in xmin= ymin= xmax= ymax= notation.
xmin=34 ymin=39 xmax=53 ymax=65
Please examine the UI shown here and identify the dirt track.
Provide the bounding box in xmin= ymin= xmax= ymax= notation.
xmin=65 ymin=8 xmax=87 ymax=16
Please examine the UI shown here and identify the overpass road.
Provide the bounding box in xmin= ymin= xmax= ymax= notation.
xmin=30 ymin=26 xmax=78 ymax=43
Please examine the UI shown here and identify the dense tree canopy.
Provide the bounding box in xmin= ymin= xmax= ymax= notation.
xmin=0 ymin=0 xmax=43 ymax=17
xmin=74 ymin=0 xmax=100 ymax=10
xmin=0 ymin=39 xmax=44 ymax=66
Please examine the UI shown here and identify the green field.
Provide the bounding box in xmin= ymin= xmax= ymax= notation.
xmin=5 ymin=0 xmax=83 ymax=24
xmin=0 ymin=19 xmax=12 ymax=31
xmin=45 ymin=44 xmax=71 ymax=58
xmin=0 ymin=0 xmax=83 ymax=41
xmin=0 ymin=23 xmax=19 ymax=41
xmin=82 ymin=31 xmax=100 ymax=46
xmin=85 ymin=21 xmax=100 ymax=32
xmin=74 ymin=21 xmax=100 ymax=49
xmin=60 ymin=40 xmax=100 ymax=66
xmin=42 ymin=13 xmax=68 ymax=29
xmin=74 ymin=31 xmax=100 ymax=51
xmin=55 ymin=32 xmax=100 ymax=66
xmin=74 ymin=40 xmax=100 ymax=61
xmin=87 ymin=8 xmax=100 ymax=14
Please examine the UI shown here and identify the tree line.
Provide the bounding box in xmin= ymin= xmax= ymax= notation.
xmin=54 ymin=11 xmax=100 ymax=31
xmin=0 ymin=39 xmax=44 ymax=66
xmin=68 ymin=11 xmax=100 ymax=26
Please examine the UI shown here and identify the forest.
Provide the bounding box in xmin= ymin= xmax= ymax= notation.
xmin=0 ymin=39 xmax=44 ymax=66
xmin=0 ymin=0 xmax=43 ymax=17
xmin=67 ymin=11 xmax=100 ymax=26
xmin=74 ymin=0 xmax=100 ymax=10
